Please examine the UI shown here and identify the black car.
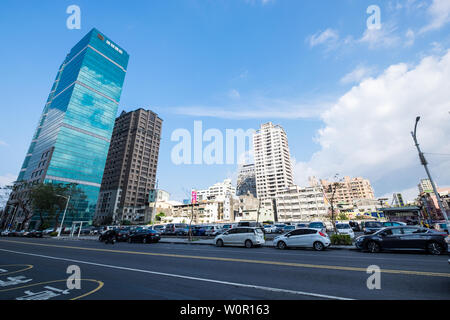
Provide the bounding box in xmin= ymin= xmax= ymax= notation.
xmin=355 ymin=226 xmax=449 ymax=255
xmin=116 ymin=229 xmax=131 ymax=242
xmin=128 ymin=229 xmax=161 ymax=244
xmin=361 ymin=221 xmax=384 ymax=234
xmin=26 ymin=230 xmax=43 ymax=238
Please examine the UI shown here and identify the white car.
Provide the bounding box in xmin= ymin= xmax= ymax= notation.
xmin=263 ymin=225 xmax=276 ymax=233
xmin=335 ymin=223 xmax=355 ymax=239
xmin=215 ymin=227 xmax=265 ymax=248
xmin=308 ymin=222 xmax=327 ymax=233
xmin=205 ymin=225 xmax=223 ymax=236
xmin=273 ymin=228 xmax=331 ymax=251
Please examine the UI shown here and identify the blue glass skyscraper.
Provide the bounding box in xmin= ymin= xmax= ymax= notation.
xmin=14 ymin=28 xmax=129 ymax=228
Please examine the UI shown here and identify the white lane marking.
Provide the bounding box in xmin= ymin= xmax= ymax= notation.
xmin=0 ymin=248 xmax=353 ymax=300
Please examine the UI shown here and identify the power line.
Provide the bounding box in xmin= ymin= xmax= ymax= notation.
xmin=423 ymin=152 xmax=450 ymax=156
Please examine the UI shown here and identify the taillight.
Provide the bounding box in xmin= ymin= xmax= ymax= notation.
xmin=319 ymin=232 xmax=327 ymax=237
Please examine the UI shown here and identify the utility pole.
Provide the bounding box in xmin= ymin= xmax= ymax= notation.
xmin=57 ymin=195 xmax=70 ymax=237
xmin=151 ymin=179 xmax=159 ymax=226
xmin=411 ymin=116 xmax=449 ymax=225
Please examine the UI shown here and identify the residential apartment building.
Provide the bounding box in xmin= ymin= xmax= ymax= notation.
xmin=276 ymin=185 xmax=329 ymax=222
xmin=195 ymin=179 xmax=235 ymax=202
xmin=418 ymin=178 xmax=433 ymax=194
xmin=236 ymin=164 xmax=257 ymax=198
xmin=6 ymin=28 xmax=129 ymax=230
xmin=253 ymin=122 xmax=294 ymax=208
xmin=94 ymin=108 xmax=162 ymax=224
xmin=319 ymin=176 xmax=375 ymax=205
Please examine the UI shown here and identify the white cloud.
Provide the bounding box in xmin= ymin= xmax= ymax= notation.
xmin=228 ymin=89 xmax=241 ymax=100
xmin=340 ymin=66 xmax=376 ymax=85
xmin=359 ymin=23 xmax=401 ymax=49
xmin=308 ymin=29 xmax=339 ymax=48
xmin=420 ymin=0 xmax=450 ymax=33
xmin=0 ymin=140 xmax=8 ymax=147
xmin=170 ymin=97 xmax=332 ymax=119
xmin=0 ymin=173 xmax=15 ymax=187
xmin=294 ymin=50 xmax=450 ymax=197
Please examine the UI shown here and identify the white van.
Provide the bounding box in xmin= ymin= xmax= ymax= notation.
xmin=215 ymin=227 xmax=265 ymax=248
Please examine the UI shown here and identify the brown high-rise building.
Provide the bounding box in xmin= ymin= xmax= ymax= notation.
xmin=94 ymin=108 xmax=162 ymax=224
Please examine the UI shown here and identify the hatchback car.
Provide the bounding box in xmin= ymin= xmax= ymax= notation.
xmin=274 ymin=228 xmax=330 ymax=251
xmin=355 ymin=226 xmax=449 ymax=255
xmin=215 ymin=227 xmax=265 ymax=248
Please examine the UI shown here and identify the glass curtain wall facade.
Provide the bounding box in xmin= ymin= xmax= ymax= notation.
xmin=16 ymin=28 xmax=129 ymax=228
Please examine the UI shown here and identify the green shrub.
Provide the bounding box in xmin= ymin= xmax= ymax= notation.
xmin=330 ymin=234 xmax=352 ymax=245
xmin=49 ymin=231 xmax=58 ymax=237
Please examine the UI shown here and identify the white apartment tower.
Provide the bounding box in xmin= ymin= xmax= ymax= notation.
xmin=253 ymin=122 xmax=294 ymax=206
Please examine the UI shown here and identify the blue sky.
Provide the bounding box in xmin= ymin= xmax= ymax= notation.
xmin=1 ymin=0 xmax=450 ymax=203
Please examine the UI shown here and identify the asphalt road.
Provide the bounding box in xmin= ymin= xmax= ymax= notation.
xmin=0 ymin=237 xmax=448 ymax=300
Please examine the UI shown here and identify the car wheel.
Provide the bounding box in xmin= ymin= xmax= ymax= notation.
xmin=427 ymin=242 xmax=443 ymax=255
xmin=313 ymin=241 xmax=324 ymax=251
xmin=245 ymin=240 xmax=253 ymax=248
xmin=367 ymin=241 xmax=380 ymax=253
xmin=143 ymin=237 xmax=147 ymax=244
xmin=277 ymin=241 xmax=287 ymax=250
xmin=216 ymin=239 xmax=224 ymax=247
xmin=128 ymin=238 xmax=132 ymax=244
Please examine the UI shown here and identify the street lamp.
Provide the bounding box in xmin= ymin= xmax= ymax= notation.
xmin=411 ymin=116 xmax=449 ymax=225
xmin=56 ymin=195 xmax=70 ymax=237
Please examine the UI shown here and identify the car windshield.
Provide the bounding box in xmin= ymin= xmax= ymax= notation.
xmin=336 ymin=224 xmax=350 ymax=229
xmin=255 ymin=229 xmax=263 ymax=234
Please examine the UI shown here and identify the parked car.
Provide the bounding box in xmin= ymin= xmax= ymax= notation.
xmin=153 ymin=225 xmax=165 ymax=233
xmin=237 ymin=221 xmax=263 ymax=228
xmin=128 ymin=229 xmax=161 ymax=244
xmin=383 ymin=221 xmax=406 ymax=227
xmin=335 ymin=223 xmax=355 ymax=239
xmin=355 ymin=226 xmax=449 ymax=255
xmin=296 ymin=223 xmax=308 ymax=228
xmin=361 ymin=221 xmax=384 ymax=234
xmin=222 ymin=224 xmax=236 ymax=231
xmin=349 ymin=221 xmax=361 ymax=232
xmin=25 ymin=230 xmax=43 ymax=238
xmin=192 ymin=225 xmax=206 ymax=236
xmin=205 ymin=225 xmax=223 ymax=236
xmin=283 ymin=225 xmax=296 ymax=233
xmin=274 ymin=224 xmax=286 ymax=234
xmin=116 ymin=229 xmax=131 ymax=242
xmin=273 ymin=228 xmax=331 ymax=251
xmin=215 ymin=227 xmax=265 ymax=248
xmin=308 ymin=222 xmax=327 ymax=233
xmin=164 ymin=223 xmax=188 ymax=235
xmin=263 ymin=224 xmax=276 ymax=233
xmin=0 ymin=230 xmax=10 ymax=236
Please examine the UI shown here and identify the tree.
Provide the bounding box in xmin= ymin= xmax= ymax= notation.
xmin=155 ymin=212 xmax=165 ymax=222
xmin=1 ymin=181 xmax=33 ymax=230
xmin=29 ymin=182 xmax=86 ymax=230
xmin=325 ymin=174 xmax=343 ymax=234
